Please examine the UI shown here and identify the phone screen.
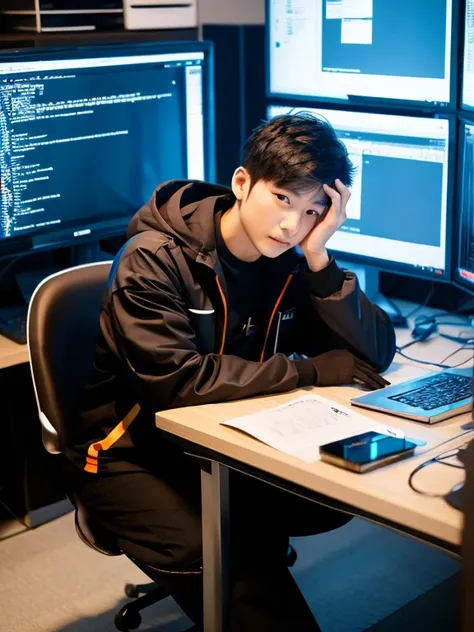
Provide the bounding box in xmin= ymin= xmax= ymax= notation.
xmin=320 ymin=431 xmax=417 ymax=465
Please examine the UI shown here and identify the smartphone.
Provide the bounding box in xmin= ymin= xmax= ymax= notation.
xmin=320 ymin=431 xmax=417 ymax=473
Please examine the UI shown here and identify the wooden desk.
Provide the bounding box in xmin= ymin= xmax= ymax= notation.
xmin=156 ymin=326 xmax=474 ymax=631
xmin=0 ymin=334 xmax=28 ymax=369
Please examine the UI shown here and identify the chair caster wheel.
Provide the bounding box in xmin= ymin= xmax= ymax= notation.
xmin=124 ymin=583 xmax=139 ymax=598
xmin=115 ymin=606 xmax=142 ymax=631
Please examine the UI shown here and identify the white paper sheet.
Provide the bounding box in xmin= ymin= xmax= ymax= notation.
xmin=221 ymin=394 xmax=403 ymax=463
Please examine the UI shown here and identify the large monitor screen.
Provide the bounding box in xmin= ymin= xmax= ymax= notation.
xmin=462 ymin=0 xmax=474 ymax=110
xmin=454 ymin=122 xmax=474 ymax=294
xmin=267 ymin=105 xmax=453 ymax=280
xmin=0 ymin=41 xmax=215 ymax=258
xmin=268 ymin=0 xmax=455 ymax=109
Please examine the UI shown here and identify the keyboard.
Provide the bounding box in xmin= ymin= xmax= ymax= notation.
xmin=388 ymin=373 xmax=472 ymax=411
xmin=351 ymin=367 xmax=473 ymax=424
xmin=0 ymin=306 xmax=28 ymax=345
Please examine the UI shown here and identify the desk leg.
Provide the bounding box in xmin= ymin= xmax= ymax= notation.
xmin=200 ymin=460 xmax=230 ymax=632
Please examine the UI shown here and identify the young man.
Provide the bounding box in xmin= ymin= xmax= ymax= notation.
xmin=71 ymin=113 xmax=396 ymax=631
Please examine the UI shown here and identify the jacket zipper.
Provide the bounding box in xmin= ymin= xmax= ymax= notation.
xmin=215 ymin=272 xmax=293 ymax=360
xmin=259 ymin=274 xmax=294 ymax=362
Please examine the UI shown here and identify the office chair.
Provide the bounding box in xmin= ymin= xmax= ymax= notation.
xmin=26 ymin=260 xmax=298 ymax=631
xmin=26 ymin=261 xmax=176 ymax=632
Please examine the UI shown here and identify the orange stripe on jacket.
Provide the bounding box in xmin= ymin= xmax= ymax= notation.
xmin=84 ymin=403 xmax=141 ymax=474
xmin=215 ymin=275 xmax=228 ymax=355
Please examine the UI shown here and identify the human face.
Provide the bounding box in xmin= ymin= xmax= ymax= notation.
xmin=237 ymin=176 xmax=330 ymax=259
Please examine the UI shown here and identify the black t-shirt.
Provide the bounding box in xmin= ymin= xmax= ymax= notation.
xmin=214 ymin=208 xmax=264 ymax=359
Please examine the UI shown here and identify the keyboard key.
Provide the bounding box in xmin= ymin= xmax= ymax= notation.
xmin=388 ymin=374 xmax=472 ymax=411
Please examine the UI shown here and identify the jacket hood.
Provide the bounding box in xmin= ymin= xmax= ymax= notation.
xmin=127 ymin=180 xmax=233 ymax=259
xmin=126 ymin=179 xmax=305 ymax=274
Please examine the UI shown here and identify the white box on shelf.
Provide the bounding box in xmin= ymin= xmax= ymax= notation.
xmin=123 ymin=0 xmax=197 ymax=30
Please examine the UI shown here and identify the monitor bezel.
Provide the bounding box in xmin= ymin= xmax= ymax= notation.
xmin=453 ymin=113 xmax=474 ymax=296
xmin=459 ymin=0 xmax=474 ymax=113
xmin=0 ymin=39 xmax=216 ymax=260
xmin=265 ymin=0 xmax=459 ymax=113
xmin=265 ymin=104 xmax=456 ymax=283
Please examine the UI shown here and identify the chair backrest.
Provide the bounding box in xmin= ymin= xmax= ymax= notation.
xmin=27 ymin=261 xmax=112 ymax=454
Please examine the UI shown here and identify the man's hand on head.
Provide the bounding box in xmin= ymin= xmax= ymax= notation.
xmin=299 ymin=179 xmax=351 ymax=272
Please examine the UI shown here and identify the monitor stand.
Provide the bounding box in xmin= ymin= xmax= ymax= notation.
xmin=70 ymin=242 xmax=113 ymax=267
xmin=337 ymin=260 xmax=408 ymax=328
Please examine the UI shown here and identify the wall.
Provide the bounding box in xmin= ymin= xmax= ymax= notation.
xmin=198 ymin=0 xmax=265 ymax=25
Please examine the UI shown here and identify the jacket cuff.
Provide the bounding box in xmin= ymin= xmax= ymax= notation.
xmin=294 ymin=359 xmax=316 ymax=387
xmin=307 ymin=257 xmax=345 ymax=298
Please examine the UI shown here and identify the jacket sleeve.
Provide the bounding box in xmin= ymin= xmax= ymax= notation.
xmin=293 ymin=259 xmax=396 ymax=373
xmin=106 ymin=245 xmax=300 ymax=411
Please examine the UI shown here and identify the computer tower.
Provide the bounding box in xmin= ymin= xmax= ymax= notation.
xmin=0 ymin=1 xmax=123 ymax=33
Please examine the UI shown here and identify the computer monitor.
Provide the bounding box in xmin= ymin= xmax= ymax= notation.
xmin=266 ymin=105 xmax=454 ymax=286
xmin=0 ymin=41 xmax=215 ymax=260
xmin=267 ymin=0 xmax=456 ymax=109
xmin=462 ymin=0 xmax=474 ymax=111
xmin=454 ymin=120 xmax=474 ymax=295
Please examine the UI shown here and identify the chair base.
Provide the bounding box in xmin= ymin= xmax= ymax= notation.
xmin=124 ymin=582 xmax=157 ymax=599
xmin=115 ymin=546 xmax=297 ymax=630
xmin=115 ymin=584 xmax=169 ymax=631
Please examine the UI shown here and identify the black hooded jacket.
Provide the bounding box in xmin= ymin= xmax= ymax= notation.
xmin=70 ymin=180 xmax=396 ymax=474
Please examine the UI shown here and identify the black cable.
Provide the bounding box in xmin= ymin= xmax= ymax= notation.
xmin=436 ymin=455 xmax=465 ymax=469
xmin=439 ymin=331 xmax=474 ymax=345
xmin=403 ymin=283 xmax=435 ymax=320
xmin=395 ymin=345 xmax=474 ymax=369
xmin=408 ymin=432 xmax=474 ymax=496
xmin=395 ymin=347 xmax=446 ymax=368
xmin=414 ymin=308 xmax=474 ymax=327
xmin=440 ymin=343 xmax=473 ymax=365
xmin=399 ymin=316 xmax=474 ymax=353
xmin=435 ymin=320 xmax=473 ymax=327
xmin=446 ymin=354 xmax=474 ymax=369
xmin=423 ymin=429 xmax=474 ymax=453
xmin=408 ymin=456 xmax=463 ymax=496
xmin=398 ymin=338 xmax=424 ymax=352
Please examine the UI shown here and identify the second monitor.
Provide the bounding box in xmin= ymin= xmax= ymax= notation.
xmin=267 ymin=0 xmax=456 ymax=109
xmin=267 ymin=106 xmax=454 ymax=287
xmin=454 ymin=119 xmax=474 ymax=296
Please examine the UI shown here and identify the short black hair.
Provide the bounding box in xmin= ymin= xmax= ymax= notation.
xmin=242 ymin=112 xmax=355 ymax=193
